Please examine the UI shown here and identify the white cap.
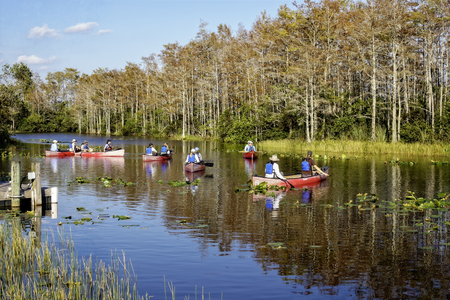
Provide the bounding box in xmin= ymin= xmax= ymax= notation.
xmin=72 ymin=139 xmax=77 ymax=142
xmin=191 ymin=148 xmax=196 ymax=153
xmin=53 ymin=140 xmax=58 ymax=143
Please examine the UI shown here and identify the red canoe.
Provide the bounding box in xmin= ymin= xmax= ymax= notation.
xmin=243 ymin=151 xmax=258 ymax=159
xmin=81 ymin=149 xmax=125 ymax=157
xmin=185 ymin=163 xmax=206 ymax=173
xmin=142 ymin=153 xmax=172 ymax=162
xmin=45 ymin=150 xmax=75 ymax=157
xmin=252 ymin=167 xmax=329 ymax=189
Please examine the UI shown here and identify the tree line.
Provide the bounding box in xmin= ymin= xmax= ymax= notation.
xmin=1 ymin=0 xmax=449 ymax=144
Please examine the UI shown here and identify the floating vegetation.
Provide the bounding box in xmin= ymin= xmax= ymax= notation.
xmin=387 ymin=158 xmax=418 ymax=166
xmin=267 ymin=242 xmax=287 ymax=250
xmin=113 ymin=215 xmax=132 ymax=220
xmin=173 ymin=219 xmax=209 ymax=229
xmin=168 ymin=179 xmax=201 ymax=187
xmin=76 ymin=207 xmax=87 ymax=212
xmin=430 ymin=160 xmax=449 ymax=165
xmin=96 ymin=176 xmax=135 ymax=187
xmin=235 ymin=181 xmax=286 ymax=195
xmin=75 ymin=177 xmax=90 ymax=184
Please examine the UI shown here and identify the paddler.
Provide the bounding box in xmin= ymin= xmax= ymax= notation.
xmin=265 ymin=155 xmax=286 ymax=180
xmin=244 ymin=141 xmax=256 ymax=152
xmin=104 ymin=140 xmax=113 ymax=151
xmin=147 ymin=143 xmax=158 ymax=156
xmin=50 ymin=140 xmax=59 ymax=151
xmin=195 ymin=147 xmax=203 ymax=162
xmin=302 ymin=150 xmax=329 ymax=176
xmin=185 ymin=148 xmax=200 ymax=164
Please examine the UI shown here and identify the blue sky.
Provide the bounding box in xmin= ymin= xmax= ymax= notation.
xmin=0 ymin=0 xmax=293 ymax=78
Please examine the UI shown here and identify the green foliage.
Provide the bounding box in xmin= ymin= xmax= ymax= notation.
xmin=331 ymin=117 xmax=355 ymax=138
xmin=400 ymin=119 xmax=432 ymax=143
xmin=218 ymin=108 xmax=256 ymax=143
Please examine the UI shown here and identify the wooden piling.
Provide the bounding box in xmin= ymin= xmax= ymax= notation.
xmin=11 ymin=160 xmax=21 ymax=207
xmin=31 ymin=162 xmax=42 ymax=206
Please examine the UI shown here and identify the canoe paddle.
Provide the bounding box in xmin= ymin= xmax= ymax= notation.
xmin=204 ymin=162 xmax=214 ymax=167
xmin=283 ymin=179 xmax=295 ymax=189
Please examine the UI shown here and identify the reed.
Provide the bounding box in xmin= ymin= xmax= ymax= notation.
xmin=0 ymin=218 xmax=150 ymax=300
xmin=258 ymin=139 xmax=450 ymax=157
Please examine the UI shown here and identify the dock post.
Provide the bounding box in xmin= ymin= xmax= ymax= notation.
xmin=31 ymin=162 xmax=42 ymax=206
xmin=11 ymin=160 xmax=22 ymax=207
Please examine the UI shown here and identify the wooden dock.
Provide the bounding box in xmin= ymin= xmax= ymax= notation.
xmin=0 ymin=160 xmax=57 ymax=209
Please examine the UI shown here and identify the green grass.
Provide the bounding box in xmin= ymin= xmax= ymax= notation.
xmin=0 ymin=218 xmax=148 ymax=300
xmin=258 ymin=139 xmax=450 ymax=157
xmin=0 ymin=215 xmax=216 ymax=300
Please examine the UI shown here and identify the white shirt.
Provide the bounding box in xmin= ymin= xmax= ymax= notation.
xmin=197 ymin=152 xmax=203 ymax=161
xmin=50 ymin=144 xmax=58 ymax=151
xmin=70 ymin=142 xmax=76 ymax=151
xmin=265 ymin=162 xmax=285 ymax=180
xmin=244 ymin=145 xmax=256 ymax=152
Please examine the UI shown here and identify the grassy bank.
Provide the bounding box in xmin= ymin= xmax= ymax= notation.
xmin=258 ymin=139 xmax=450 ymax=157
xmin=0 ymin=217 xmax=149 ymax=300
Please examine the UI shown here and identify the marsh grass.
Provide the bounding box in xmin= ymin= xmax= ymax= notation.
xmin=0 ymin=219 xmax=150 ymax=300
xmin=258 ymin=139 xmax=450 ymax=157
xmin=0 ymin=216 xmax=216 ymax=300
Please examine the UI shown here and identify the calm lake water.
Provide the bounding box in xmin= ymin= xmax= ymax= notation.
xmin=3 ymin=133 xmax=450 ymax=299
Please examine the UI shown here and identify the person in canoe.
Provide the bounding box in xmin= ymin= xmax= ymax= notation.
xmin=70 ymin=139 xmax=80 ymax=152
xmin=160 ymin=143 xmax=170 ymax=155
xmin=302 ymin=150 xmax=329 ymax=177
xmin=244 ymin=141 xmax=256 ymax=152
xmin=81 ymin=140 xmax=91 ymax=152
xmin=185 ymin=148 xmax=200 ymax=164
xmin=147 ymin=143 xmax=158 ymax=156
xmin=265 ymin=155 xmax=286 ymax=180
xmin=104 ymin=140 xmax=113 ymax=151
xmin=195 ymin=147 xmax=203 ymax=162
xmin=50 ymin=140 xmax=59 ymax=151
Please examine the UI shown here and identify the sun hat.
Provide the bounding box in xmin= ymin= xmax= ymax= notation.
xmin=53 ymin=140 xmax=58 ymax=143
xmin=248 ymin=141 xmax=252 ymax=144
xmin=195 ymin=147 xmax=200 ymax=151
xmin=191 ymin=148 xmax=196 ymax=153
xmin=164 ymin=143 xmax=168 ymax=146
xmin=72 ymin=139 xmax=77 ymax=142
xmin=269 ymin=155 xmax=279 ymax=162
xmin=84 ymin=140 xmax=88 ymax=144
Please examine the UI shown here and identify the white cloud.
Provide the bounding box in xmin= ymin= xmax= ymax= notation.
xmin=28 ymin=24 xmax=59 ymax=38
xmin=17 ymin=55 xmax=56 ymax=65
xmin=38 ymin=66 xmax=49 ymax=70
xmin=95 ymin=29 xmax=113 ymax=35
xmin=0 ymin=59 xmax=5 ymax=64
xmin=65 ymin=22 xmax=98 ymax=34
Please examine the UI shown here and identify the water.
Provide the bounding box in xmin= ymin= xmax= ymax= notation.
xmin=3 ymin=133 xmax=450 ymax=299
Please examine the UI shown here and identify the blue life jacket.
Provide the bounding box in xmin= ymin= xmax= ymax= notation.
xmin=302 ymin=159 xmax=310 ymax=171
xmin=188 ymin=154 xmax=196 ymax=163
xmin=146 ymin=147 xmax=152 ymax=154
xmin=265 ymin=162 xmax=274 ymax=175
xmin=161 ymin=146 xmax=167 ymax=153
